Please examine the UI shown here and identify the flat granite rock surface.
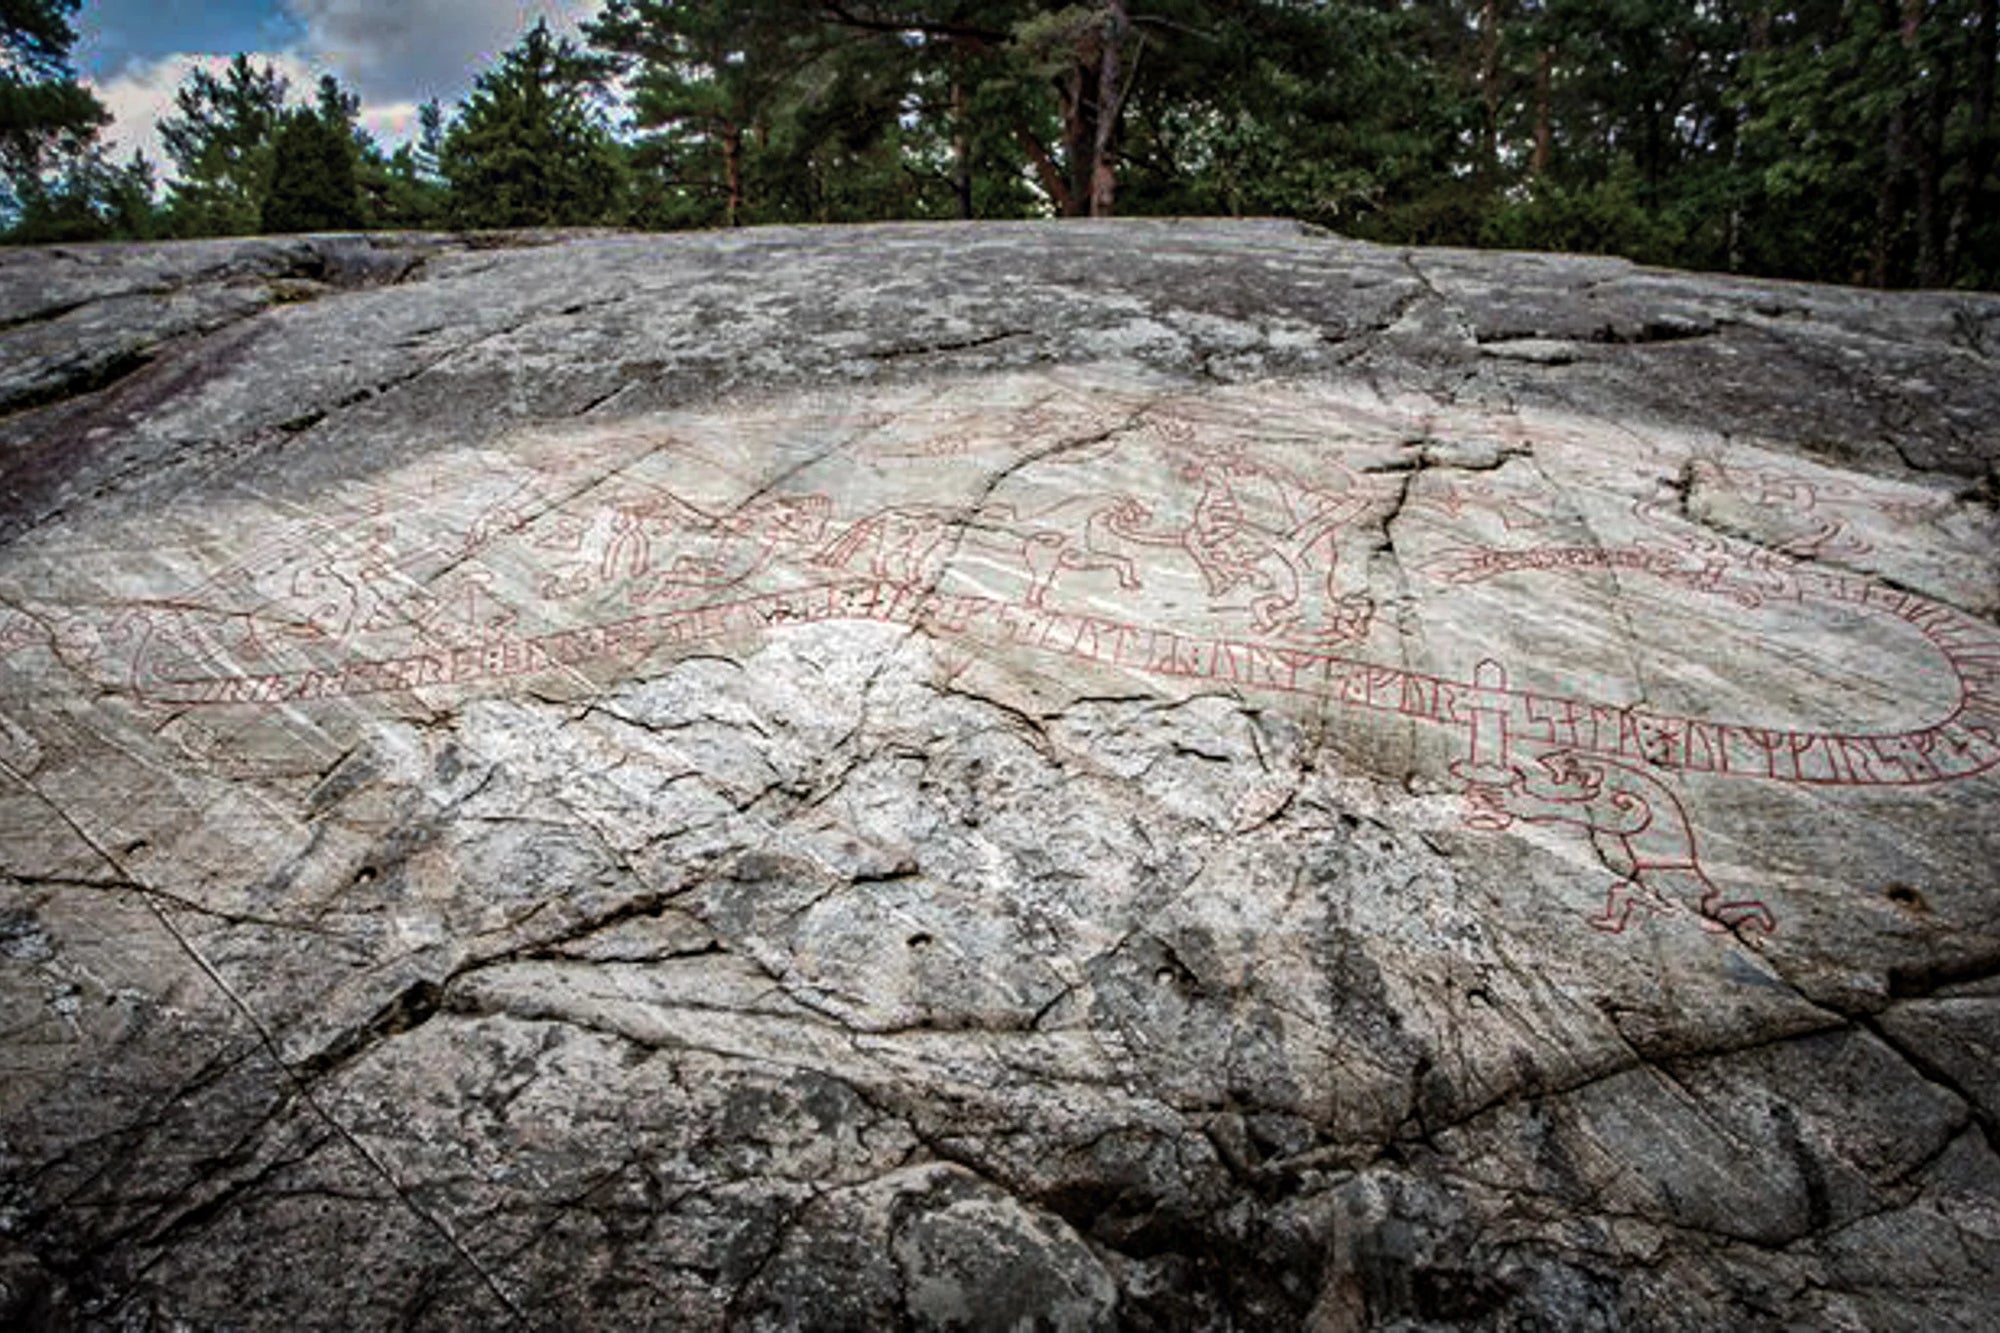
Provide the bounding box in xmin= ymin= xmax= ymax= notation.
xmin=1 ymin=220 xmax=1997 ymax=1329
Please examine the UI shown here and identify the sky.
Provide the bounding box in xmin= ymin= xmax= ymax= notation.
xmin=74 ymin=0 xmax=599 ymax=171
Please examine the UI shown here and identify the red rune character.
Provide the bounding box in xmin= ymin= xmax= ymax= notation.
xmin=1450 ymin=659 xmax=1521 ymax=831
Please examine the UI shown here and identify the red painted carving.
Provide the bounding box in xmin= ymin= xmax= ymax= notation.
xmin=56 ymin=400 xmax=1998 ymax=942
xmin=0 ymin=610 xmax=46 ymax=658
xmin=1492 ymin=749 xmax=1774 ymax=935
xmin=1405 ymin=477 xmax=1551 ymax=532
xmin=1689 ymin=456 xmax=1951 ymax=540
xmin=533 ymin=489 xmax=834 ymax=606
xmin=1451 ymin=659 xmax=1773 ymax=935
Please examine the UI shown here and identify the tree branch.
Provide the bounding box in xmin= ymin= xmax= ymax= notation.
xmin=815 ymin=1 xmax=1009 ymax=48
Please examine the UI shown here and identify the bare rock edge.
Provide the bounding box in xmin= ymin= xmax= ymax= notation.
xmin=1 ymin=220 xmax=1997 ymax=1329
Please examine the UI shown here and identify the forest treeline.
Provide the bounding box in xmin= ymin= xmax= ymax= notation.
xmin=3 ymin=1 xmax=1997 ymax=289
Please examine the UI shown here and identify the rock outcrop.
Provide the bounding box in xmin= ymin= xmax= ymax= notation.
xmin=1 ymin=221 xmax=1997 ymax=1329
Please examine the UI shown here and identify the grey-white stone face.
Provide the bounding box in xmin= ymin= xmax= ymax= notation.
xmin=1 ymin=221 xmax=1997 ymax=1329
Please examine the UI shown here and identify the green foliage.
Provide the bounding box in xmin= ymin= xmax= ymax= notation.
xmin=590 ymin=0 xmax=833 ymax=227
xmin=5 ymin=147 xmax=157 ymax=242
xmin=1 ymin=0 xmax=114 ymax=232
xmin=159 ymin=55 xmax=290 ymax=237
xmin=358 ymin=142 xmax=445 ymax=230
xmin=3 ymin=0 xmax=1990 ymax=290
xmin=1 ymin=0 xmax=88 ymax=76
xmin=351 ymin=99 xmax=450 ymax=230
xmin=1119 ymin=3 xmax=1458 ymax=227
xmin=1479 ymin=173 xmax=1686 ymax=265
xmin=1727 ymin=0 xmax=2000 ymax=287
xmin=440 ymin=20 xmax=626 ymax=229
xmin=261 ymin=106 xmax=361 ymax=233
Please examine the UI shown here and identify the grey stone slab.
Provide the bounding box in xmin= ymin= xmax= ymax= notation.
xmin=0 ymin=222 xmax=1996 ymax=1329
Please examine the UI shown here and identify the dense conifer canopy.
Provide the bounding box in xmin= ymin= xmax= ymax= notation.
xmin=5 ymin=1 xmax=1996 ymax=290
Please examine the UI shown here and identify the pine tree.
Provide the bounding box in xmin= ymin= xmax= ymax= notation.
xmin=159 ymin=55 xmax=291 ymax=236
xmin=6 ymin=147 xmax=159 ymax=242
xmin=440 ymin=20 xmax=625 ymax=229
xmin=591 ymin=0 xmax=839 ymax=227
xmin=0 ymin=0 xmax=111 ymax=228
xmin=415 ymin=100 xmax=447 ymax=183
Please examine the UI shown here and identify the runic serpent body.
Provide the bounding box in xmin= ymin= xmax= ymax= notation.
xmin=10 ymin=389 xmax=1994 ymax=941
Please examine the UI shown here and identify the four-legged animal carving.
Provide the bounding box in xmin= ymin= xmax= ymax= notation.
xmin=1472 ymin=747 xmax=1776 ymax=936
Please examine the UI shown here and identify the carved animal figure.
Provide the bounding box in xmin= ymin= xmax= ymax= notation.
xmin=1487 ymin=748 xmax=1776 ymax=935
xmin=813 ymin=504 xmax=960 ymax=587
xmin=534 ymin=491 xmax=832 ymax=604
xmin=634 ymin=493 xmax=832 ymax=604
xmin=814 ymin=501 xmax=1143 ymax=607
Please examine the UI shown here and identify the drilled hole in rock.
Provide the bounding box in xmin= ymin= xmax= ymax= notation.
xmin=906 ymin=932 xmax=933 ymax=950
xmin=1885 ymin=883 xmax=1926 ymax=911
xmin=353 ymin=866 xmax=378 ymax=886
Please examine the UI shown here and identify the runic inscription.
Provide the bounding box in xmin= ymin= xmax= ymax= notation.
xmin=3 ymin=381 xmax=1993 ymax=938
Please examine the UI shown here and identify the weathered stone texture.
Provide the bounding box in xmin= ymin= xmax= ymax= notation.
xmin=0 ymin=221 xmax=1996 ymax=1329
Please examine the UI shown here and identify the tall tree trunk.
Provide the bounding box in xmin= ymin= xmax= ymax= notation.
xmin=1643 ymin=99 xmax=1663 ymax=209
xmin=1061 ymin=61 xmax=1096 ymax=217
xmin=1480 ymin=0 xmax=1503 ymax=178
xmin=1914 ymin=52 xmax=1952 ymax=286
xmin=1871 ymin=1 xmax=1913 ymax=286
xmin=1872 ymin=107 xmax=1908 ymax=286
xmin=1015 ymin=124 xmax=1072 ymax=215
xmin=1945 ymin=0 xmax=1998 ymax=279
xmin=721 ymin=121 xmax=744 ymax=228
xmin=1733 ymin=5 xmax=1772 ymax=272
xmin=951 ymin=67 xmax=973 ymax=220
xmin=1895 ymin=0 xmax=1951 ymax=287
xmin=1531 ymin=46 xmax=1552 ymax=178
xmin=1089 ymin=0 xmax=1132 ymax=217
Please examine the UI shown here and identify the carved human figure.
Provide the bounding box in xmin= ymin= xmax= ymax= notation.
xmin=1088 ymin=449 xmax=1374 ymax=642
xmin=286 ymin=522 xmax=458 ymax=640
xmin=532 ymin=495 xmax=672 ymax=598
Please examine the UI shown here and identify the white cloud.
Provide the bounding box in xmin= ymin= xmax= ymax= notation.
xmin=85 ymin=2 xmax=602 ymax=181
xmin=358 ymin=100 xmax=422 ymax=149
xmin=89 ymin=51 xmax=320 ymax=172
xmin=286 ymin=0 xmax=598 ymax=107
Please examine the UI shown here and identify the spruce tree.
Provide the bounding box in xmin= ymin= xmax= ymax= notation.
xmin=440 ymin=20 xmax=625 ymax=229
xmin=261 ymin=106 xmax=361 ymax=233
